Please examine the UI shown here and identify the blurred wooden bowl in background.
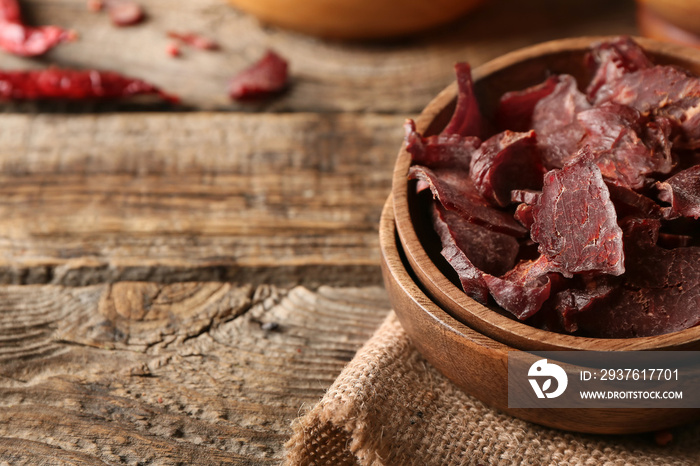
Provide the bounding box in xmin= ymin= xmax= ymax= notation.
xmin=637 ymin=0 xmax=700 ymax=47
xmin=226 ymin=0 xmax=486 ymax=39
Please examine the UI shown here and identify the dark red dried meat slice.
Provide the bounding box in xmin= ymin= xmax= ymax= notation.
xmin=496 ymin=76 xmax=558 ymax=131
xmin=408 ymin=165 xmax=528 ymax=237
xmin=594 ymin=65 xmax=700 ymax=148
xmin=574 ymin=218 xmax=700 ymax=337
xmin=435 ymin=205 xmax=519 ymax=276
xmin=593 ymin=65 xmax=691 ymax=113
xmin=606 ymin=182 xmax=665 ymax=219
xmin=483 ymin=255 xmax=554 ymax=320
xmin=511 ymin=189 xmax=541 ymax=205
xmin=531 ymin=151 xmax=625 ymax=277
xmin=550 ymin=278 xmax=618 ymax=332
xmin=229 ymin=50 xmax=289 ymax=100
xmin=441 ymin=63 xmax=484 ymax=138
xmin=469 ymin=130 xmax=544 ymax=207
xmin=514 ymin=203 xmax=535 ymax=229
xmin=578 ymin=283 xmax=700 ymax=337
xmin=0 ymin=0 xmax=75 ymax=56
xmin=586 ymin=36 xmax=653 ymax=101
xmin=576 ymin=103 xmax=673 ymax=189
xmin=532 ymin=75 xmax=591 ymax=168
xmin=432 ymin=204 xmax=519 ymax=303
xmin=0 ymin=68 xmax=179 ymax=103
xmin=404 ymin=119 xmax=479 ymax=171
xmin=656 ymin=165 xmax=700 ymax=219
xmin=512 ymin=189 xmax=540 ymax=229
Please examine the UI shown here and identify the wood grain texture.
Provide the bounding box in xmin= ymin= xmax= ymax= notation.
xmin=0 ymin=0 xmax=636 ymax=112
xmin=0 ymin=282 xmax=390 ymax=464
xmin=0 ymin=112 xmax=405 ymax=286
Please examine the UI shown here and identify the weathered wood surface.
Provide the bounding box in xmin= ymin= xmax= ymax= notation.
xmin=1 ymin=0 xmax=636 ymax=112
xmin=0 ymin=112 xmax=404 ymax=286
xmin=0 ymin=282 xmax=390 ymax=464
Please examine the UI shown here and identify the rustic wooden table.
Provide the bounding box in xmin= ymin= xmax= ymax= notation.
xmin=0 ymin=0 xmax=637 ymax=463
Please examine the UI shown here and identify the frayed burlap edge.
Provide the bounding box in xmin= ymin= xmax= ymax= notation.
xmin=285 ymin=312 xmax=700 ymax=466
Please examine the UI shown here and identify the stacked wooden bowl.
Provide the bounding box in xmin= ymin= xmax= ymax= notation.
xmin=227 ymin=0 xmax=485 ymax=39
xmin=380 ymin=36 xmax=700 ymax=434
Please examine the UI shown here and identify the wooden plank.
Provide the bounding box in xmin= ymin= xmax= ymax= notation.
xmin=0 ymin=112 xmax=404 ymax=285
xmin=0 ymin=0 xmax=636 ymax=111
xmin=0 ymin=282 xmax=391 ymax=464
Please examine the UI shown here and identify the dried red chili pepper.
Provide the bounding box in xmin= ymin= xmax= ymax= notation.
xmin=107 ymin=0 xmax=144 ymax=27
xmin=0 ymin=67 xmax=179 ymax=103
xmin=166 ymin=42 xmax=181 ymax=58
xmin=87 ymin=0 xmax=104 ymax=13
xmin=0 ymin=0 xmax=75 ymax=56
xmin=167 ymin=31 xmax=219 ymax=51
xmin=229 ymin=50 xmax=289 ymax=100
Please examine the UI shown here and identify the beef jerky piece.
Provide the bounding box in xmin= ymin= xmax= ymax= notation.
xmin=577 ymin=283 xmax=700 ymax=338
xmin=510 ymin=189 xmax=542 ymax=228
xmin=593 ymin=65 xmax=691 ymax=111
xmin=511 ymin=189 xmax=541 ymax=205
xmin=531 ymin=150 xmax=625 ymax=277
xmin=434 ymin=205 xmax=519 ymax=276
xmin=576 ymin=104 xmax=673 ymax=189
xmin=594 ymin=65 xmax=700 ymax=148
xmin=512 ymin=189 xmax=540 ymax=229
xmin=586 ymin=36 xmax=653 ymax=101
xmin=514 ymin=203 xmax=535 ymax=229
xmin=432 ymin=204 xmax=519 ymax=303
xmin=574 ymin=217 xmax=700 ymax=338
xmin=408 ymin=166 xmax=528 ymax=237
xmin=442 ymin=63 xmax=484 ymax=138
xmin=496 ymin=76 xmax=558 ymax=131
xmin=575 ymin=221 xmax=700 ymax=337
xmin=469 ymin=130 xmax=544 ymax=207
xmin=551 ymin=277 xmax=618 ymax=332
xmin=483 ymin=255 xmax=555 ymax=320
xmin=656 ymin=165 xmax=700 ymax=219
xmin=532 ymin=75 xmax=591 ymax=168
xmin=606 ymin=182 xmax=665 ymax=219
xmin=404 ymin=119 xmax=479 ymax=171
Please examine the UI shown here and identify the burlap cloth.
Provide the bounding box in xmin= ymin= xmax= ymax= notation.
xmin=285 ymin=312 xmax=700 ymax=465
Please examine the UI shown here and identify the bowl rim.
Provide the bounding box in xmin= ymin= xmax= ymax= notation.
xmin=392 ymin=35 xmax=700 ymax=351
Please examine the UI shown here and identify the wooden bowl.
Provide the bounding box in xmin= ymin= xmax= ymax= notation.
xmin=380 ymin=196 xmax=700 ymax=434
xmin=637 ymin=0 xmax=700 ymax=36
xmin=637 ymin=2 xmax=700 ymax=48
xmin=392 ymin=36 xmax=700 ymax=351
xmin=226 ymin=0 xmax=485 ymax=40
